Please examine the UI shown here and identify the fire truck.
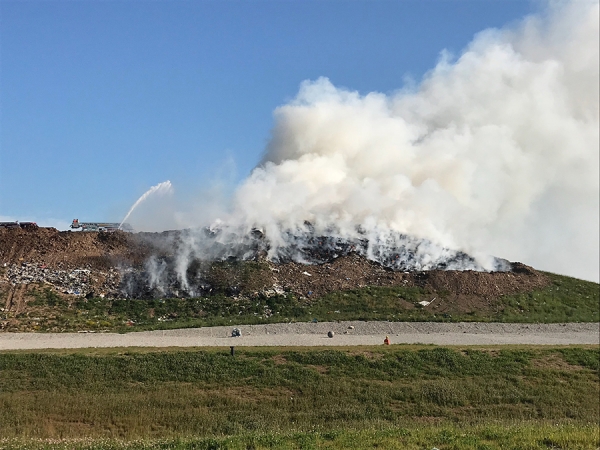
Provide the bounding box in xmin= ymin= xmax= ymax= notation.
xmin=70 ymin=219 xmax=133 ymax=232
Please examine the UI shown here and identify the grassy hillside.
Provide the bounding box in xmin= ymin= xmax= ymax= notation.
xmin=0 ymin=345 xmax=598 ymax=448
xmin=5 ymin=271 xmax=598 ymax=332
xmin=1 ymin=424 xmax=598 ymax=449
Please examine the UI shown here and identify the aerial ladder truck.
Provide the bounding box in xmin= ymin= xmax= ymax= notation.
xmin=70 ymin=219 xmax=133 ymax=232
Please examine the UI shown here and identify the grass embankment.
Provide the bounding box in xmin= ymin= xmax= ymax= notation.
xmin=0 ymin=424 xmax=598 ymax=450
xmin=14 ymin=271 xmax=599 ymax=332
xmin=0 ymin=346 xmax=598 ymax=449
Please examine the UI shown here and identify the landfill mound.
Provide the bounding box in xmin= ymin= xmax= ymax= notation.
xmin=0 ymin=227 xmax=149 ymax=269
xmin=1 ymin=227 xmax=549 ymax=316
xmin=142 ymin=224 xmax=511 ymax=272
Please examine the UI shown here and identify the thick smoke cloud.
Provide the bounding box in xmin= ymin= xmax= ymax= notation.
xmin=134 ymin=0 xmax=598 ymax=284
xmin=229 ymin=0 xmax=599 ymax=281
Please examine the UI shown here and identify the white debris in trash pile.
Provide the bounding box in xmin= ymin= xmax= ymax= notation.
xmin=418 ymin=298 xmax=436 ymax=307
xmin=1 ymin=263 xmax=121 ymax=297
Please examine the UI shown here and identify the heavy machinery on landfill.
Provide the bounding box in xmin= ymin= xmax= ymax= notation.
xmin=0 ymin=222 xmax=19 ymax=229
xmin=0 ymin=221 xmax=38 ymax=230
xmin=70 ymin=219 xmax=133 ymax=232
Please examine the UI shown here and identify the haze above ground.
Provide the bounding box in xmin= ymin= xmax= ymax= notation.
xmin=1 ymin=0 xmax=598 ymax=282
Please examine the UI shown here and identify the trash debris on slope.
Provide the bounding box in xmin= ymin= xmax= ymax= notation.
xmin=418 ymin=298 xmax=436 ymax=307
xmin=2 ymin=262 xmax=121 ymax=298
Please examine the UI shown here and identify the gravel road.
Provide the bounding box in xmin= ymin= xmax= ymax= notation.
xmin=0 ymin=322 xmax=598 ymax=349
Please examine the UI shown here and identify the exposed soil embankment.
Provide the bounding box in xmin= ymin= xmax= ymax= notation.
xmin=0 ymin=227 xmax=149 ymax=269
xmin=253 ymin=256 xmax=546 ymax=300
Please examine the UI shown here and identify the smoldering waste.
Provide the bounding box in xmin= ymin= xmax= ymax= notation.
xmin=0 ymin=226 xmax=548 ymax=309
xmin=119 ymin=225 xmax=512 ymax=299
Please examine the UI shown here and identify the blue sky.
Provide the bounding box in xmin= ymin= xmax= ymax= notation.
xmin=1 ymin=0 xmax=536 ymax=227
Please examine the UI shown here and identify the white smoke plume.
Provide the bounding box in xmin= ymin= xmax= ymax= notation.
xmin=139 ymin=0 xmax=597 ymax=290
xmin=222 ymin=0 xmax=598 ymax=281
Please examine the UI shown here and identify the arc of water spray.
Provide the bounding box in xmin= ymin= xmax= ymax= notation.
xmin=120 ymin=181 xmax=174 ymax=228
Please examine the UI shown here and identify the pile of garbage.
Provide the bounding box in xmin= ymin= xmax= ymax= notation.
xmin=270 ymin=230 xmax=501 ymax=271
xmin=159 ymin=224 xmax=511 ymax=272
xmin=2 ymin=262 xmax=121 ymax=297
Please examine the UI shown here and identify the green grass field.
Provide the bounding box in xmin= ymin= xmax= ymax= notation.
xmin=0 ymin=345 xmax=598 ymax=448
xmin=15 ymin=271 xmax=599 ymax=333
xmin=0 ymin=424 xmax=598 ymax=449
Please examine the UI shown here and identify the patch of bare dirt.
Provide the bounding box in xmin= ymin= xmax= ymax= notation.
xmin=308 ymin=365 xmax=328 ymax=374
xmin=271 ymin=355 xmax=288 ymax=365
xmin=348 ymin=350 xmax=386 ymax=360
xmin=531 ymin=354 xmax=582 ymax=371
xmin=0 ymin=227 xmax=150 ymax=270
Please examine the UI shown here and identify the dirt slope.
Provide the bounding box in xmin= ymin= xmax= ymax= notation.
xmin=0 ymin=227 xmax=149 ymax=269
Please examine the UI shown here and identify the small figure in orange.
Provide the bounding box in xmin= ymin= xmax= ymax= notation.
xmin=384 ymin=336 xmax=390 ymax=345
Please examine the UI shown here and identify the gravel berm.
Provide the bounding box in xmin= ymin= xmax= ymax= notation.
xmin=1 ymin=322 xmax=598 ymax=350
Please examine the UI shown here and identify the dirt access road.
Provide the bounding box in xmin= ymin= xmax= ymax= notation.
xmin=0 ymin=322 xmax=598 ymax=350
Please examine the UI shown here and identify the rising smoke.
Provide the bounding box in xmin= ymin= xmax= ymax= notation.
xmin=137 ymin=0 xmax=598 ymax=285
xmin=225 ymin=0 xmax=598 ymax=282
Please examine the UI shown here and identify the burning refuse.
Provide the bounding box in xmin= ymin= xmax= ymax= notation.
xmin=0 ymin=225 xmax=548 ymax=307
xmin=120 ymin=223 xmax=510 ymax=299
